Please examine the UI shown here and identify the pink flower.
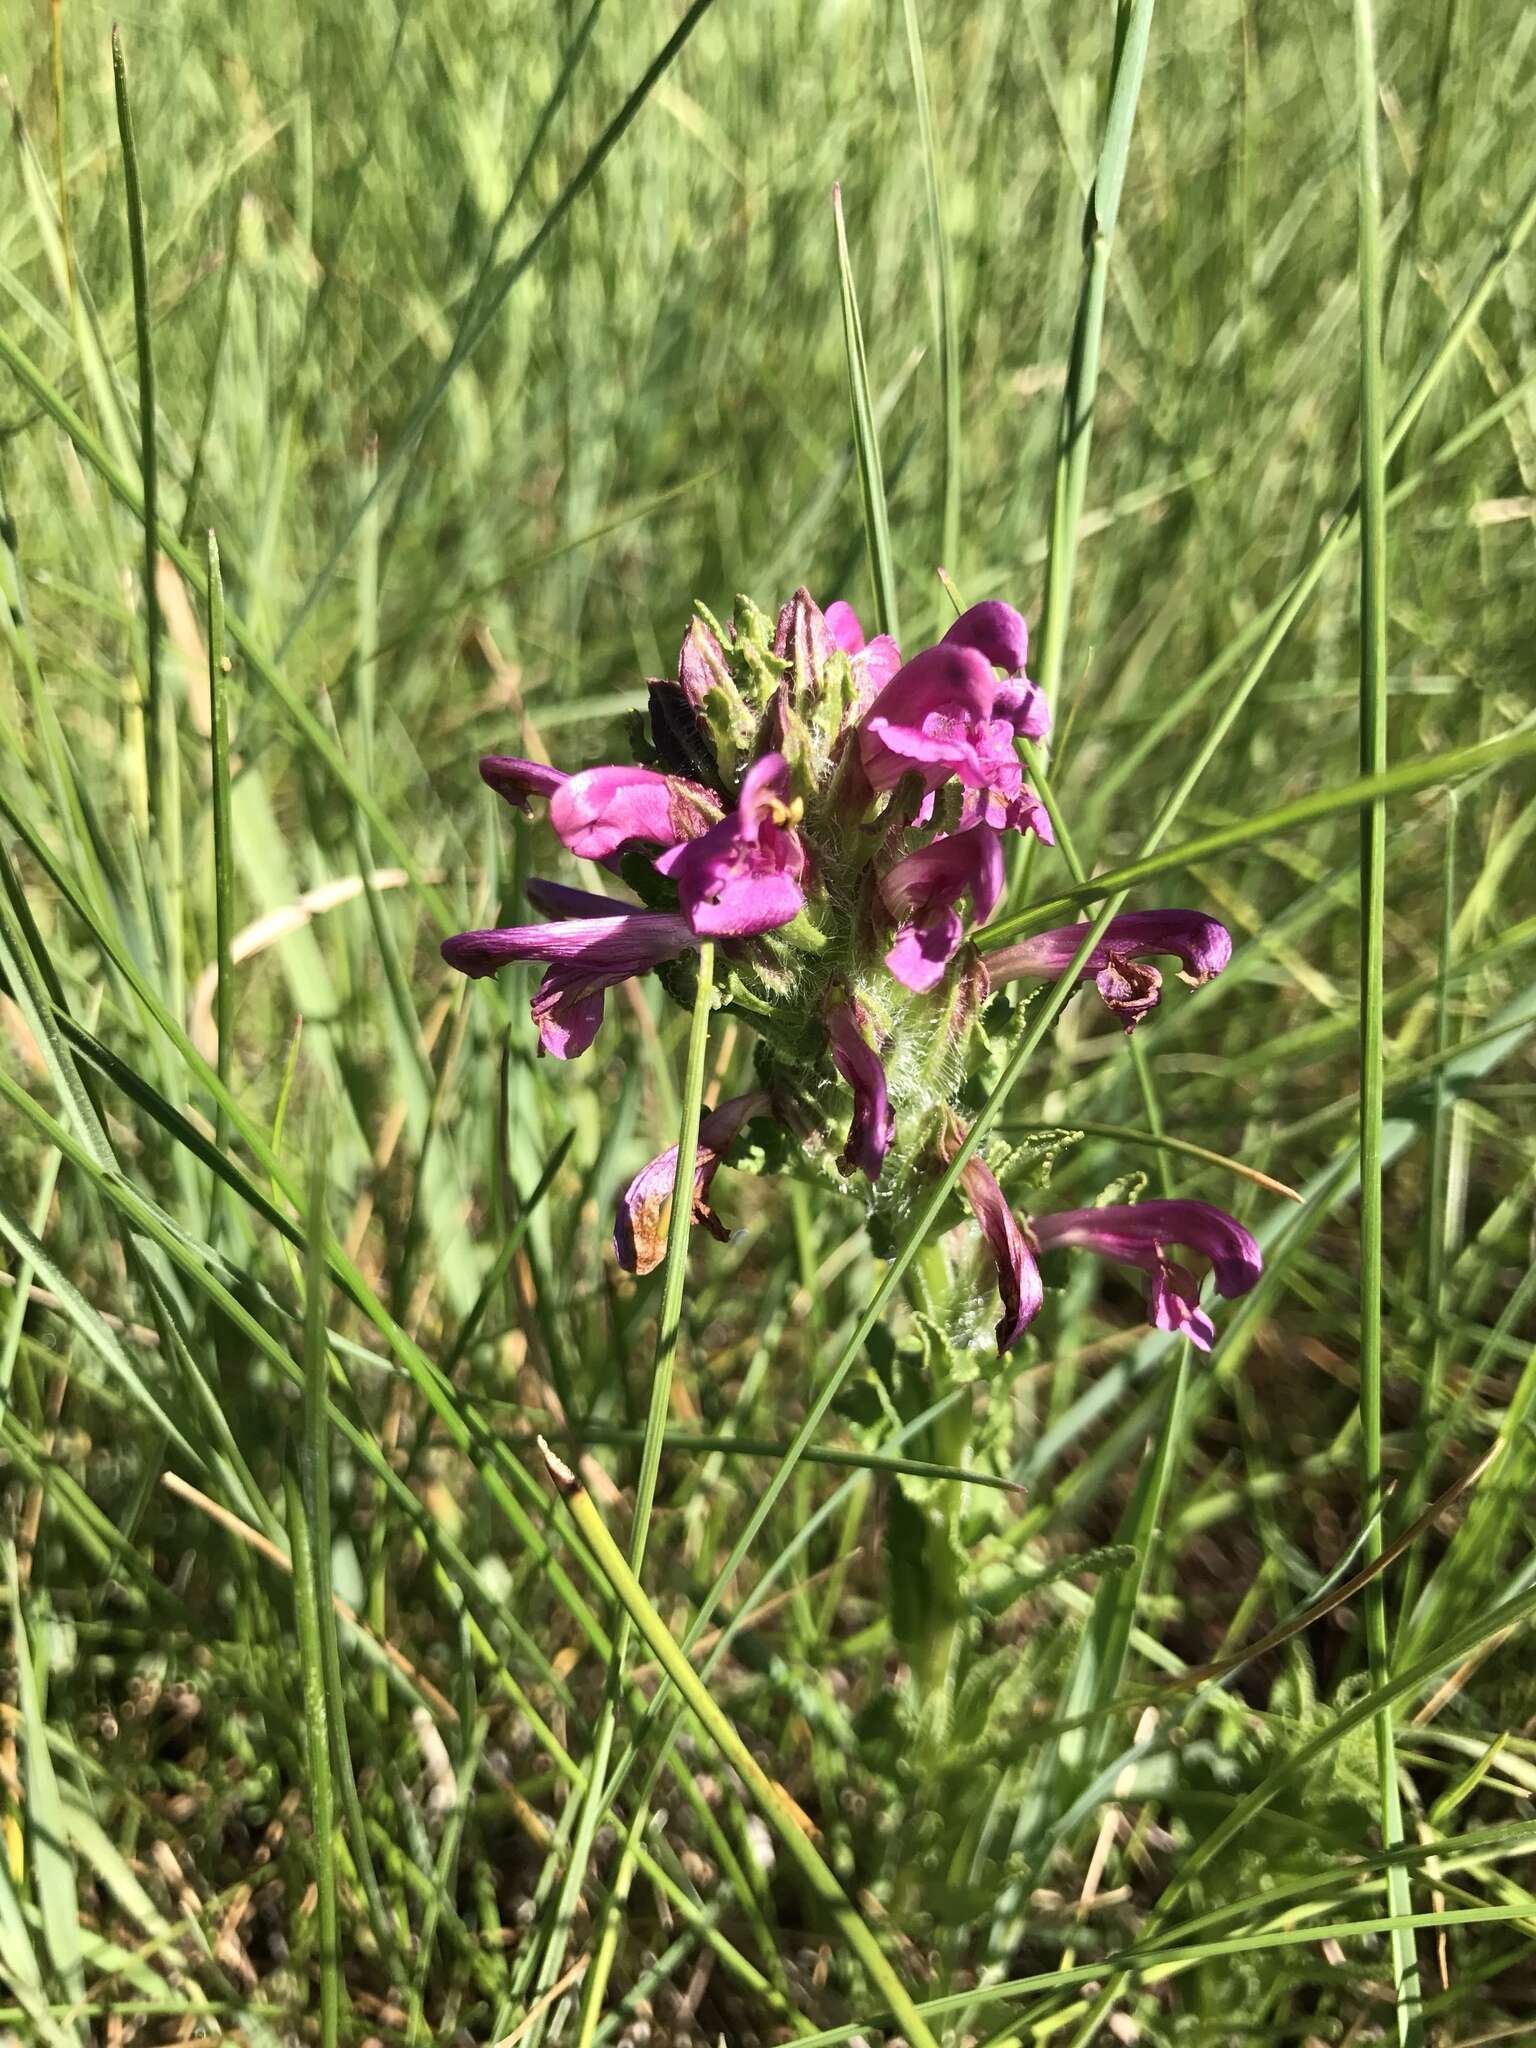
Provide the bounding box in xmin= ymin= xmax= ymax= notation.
xmin=827 ymin=999 xmax=895 ymax=1181
xmin=959 ymin=784 xmax=1055 ymax=846
xmin=985 ymin=910 xmax=1232 ymax=1033
xmin=942 ymin=1125 xmax=1043 ymax=1353
xmin=613 ymin=1091 xmax=768 ymax=1274
xmin=656 ymin=752 xmax=807 ymax=938
xmin=857 ymin=644 xmax=1027 ymax=798
xmin=1030 ymin=1199 xmax=1261 ymax=1351
xmin=880 ymin=824 xmax=1006 ymax=993
xmin=824 ymin=599 xmax=902 ymax=704
xmin=548 ymin=765 xmax=719 ymax=862
xmin=941 ymin=600 xmax=1050 ymax=741
xmin=441 ymin=909 xmax=696 ymax=1059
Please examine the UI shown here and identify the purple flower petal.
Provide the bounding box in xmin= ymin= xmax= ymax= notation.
xmin=942 ymin=601 xmax=1030 ymax=676
xmin=827 ymin=1001 xmax=895 ymax=1181
xmin=1031 ymin=1198 xmax=1261 ymax=1346
xmin=479 ymin=755 xmax=568 ymax=809
xmin=442 ymin=910 xmax=697 ymax=1058
xmin=855 ymin=633 xmax=902 ymax=697
xmin=879 ymin=824 xmax=1006 ymax=991
xmin=548 ymin=765 xmax=719 ymax=862
xmin=985 ymin=910 xmax=1232 ymax=1031
xmin=826 ymin=601 xmax=866 ymax=654
xmin=613 ymin=1090 xmax=768 ymax=1274
xmin=944 ymin=1131 xmax=1043 ymax=1353
xmin=737 ymin=753 xmax=793 ymax=840
xmin=825 ymin=599 xmax=902 ymax=712
xmin=858 ymin=644 xmax=1025 ymax=797
xmin=441 ymin=911 xmax=695 ymax=979
xmin=1092 ymin=956 xmax=1163 ymax=1033
xmin=995 ymin=676 xmax=1051 ymax=742
xmin=885 ymin=910 xmax=965 ymax=993
xmin=960 ymin=785 xmax=1055 ymax=845
xmin=1147 ymin=1261 xmax=1217 ymax=1351
xmin=941 ymin=600 xmax=1050 ymax=741
xmin=663 ymin=752 xmax=807 ymax=938
xmin=536 ymin=988 xmax=605 ymax=1059
xmin=523 ymin=877 xmax=630 ymax=918
xmin=880 ymin=824 xmax=1005 ymax=925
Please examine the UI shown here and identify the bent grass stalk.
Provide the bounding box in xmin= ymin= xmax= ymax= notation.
xmin=538 ymin=944 xmax=718 ymax=2038
xmin=539 ymin=1438 xmax=943 ymax=2048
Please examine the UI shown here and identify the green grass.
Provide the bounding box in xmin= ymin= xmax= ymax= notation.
xmin=3 ymin=1 xmax=1536 ymax=2043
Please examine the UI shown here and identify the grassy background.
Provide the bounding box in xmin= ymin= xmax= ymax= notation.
xmin=3 ymin=0 xmax=1536 ymax=2041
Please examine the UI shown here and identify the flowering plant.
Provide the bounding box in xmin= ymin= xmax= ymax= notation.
xmin=444 ymin=585 xmax=1260 ymax=1358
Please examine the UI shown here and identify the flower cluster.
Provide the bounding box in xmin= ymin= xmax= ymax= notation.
xmin=444 ymin=588 xmax=1260 ymax=1351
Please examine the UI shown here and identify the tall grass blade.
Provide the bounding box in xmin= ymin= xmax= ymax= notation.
xmin=109 ymin=30 xmax=162 ymax=835
xmin=5 ymin=1544 xmax=86 ymax=2035
xmin=1034 ymin=0 xmax=1156 ymax=714
xmin=281 ymin=0 xmax=721 ymax=649
xmin=832 ymin=184 xmax=899 ymax=640
xmin=1353 ymin=2 xmax=1422 ymax=2035
xmin=902 ymin=0 xmax=961 ymax=576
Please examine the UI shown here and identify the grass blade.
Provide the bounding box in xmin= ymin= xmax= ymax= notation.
xmin=285 ymin=1450 xmax=343 ymax=2048
xmin=1034 ymin=0 xmax=1156 ymax=715
xmin=557 ymin=943 xmax=718 ymax=2040
xmin=205 ymin=529 xmax=234 ymax=1183
xmin=109 ymin=29 xmax=163 ymax=845
xmin=979 ymin=722 xmax=1536 ymax=946
xmin=5 ymin=1544 xmax=86 ymax=2035
xmin=902 ymin=0 xmax=961 ymax=576
xmin=280 ymin=0 xmax=722 ymax=651
xmin=540 ymin=1440 xmax=942 ymax=2048
xmin=1353 ymin=2 xmax=1422 ymax=2035
xmin=832 ymin=183 xmax=899 ymax=641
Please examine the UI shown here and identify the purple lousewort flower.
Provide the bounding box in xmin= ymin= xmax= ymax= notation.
xmin=825 ymin=600 xmax=901 ymax=701
xmin=613 ymin=1090 xmax=769 ymax=1275
xmin=826 ymin=601 xmax=864 ymax=654
xmin=941 ymin=600 xmax=1050 ymax=741
xmin=547 ymin=765 xmax=720 ymax=862
xmin=942 ymin=1125 xmax=1043 ymax=1353
xmin=827 ymin=999 xmax=895 ymax=1181
xmin=441 ymin=909 xmax=696 ymax=1059
xmin=959 ymin=784 xmax=1055 ymax=846
xmin=656 ymin=752 xmax=807 ymax=938
xmin=479 ymin=755 xmax=569 ymax=808
xmin=880 ymin=824 xmax=1006 ymax=993
xmin=985 ymin=909 xmax=1232 ymax=1033
xmin=1030 ymin=1199 xmax=1261 ymax=1351
xmin=447 ymin=577 xmax=1247 ymax=1323
xmin=858 ymin=644 xmax=1029 ymax=798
